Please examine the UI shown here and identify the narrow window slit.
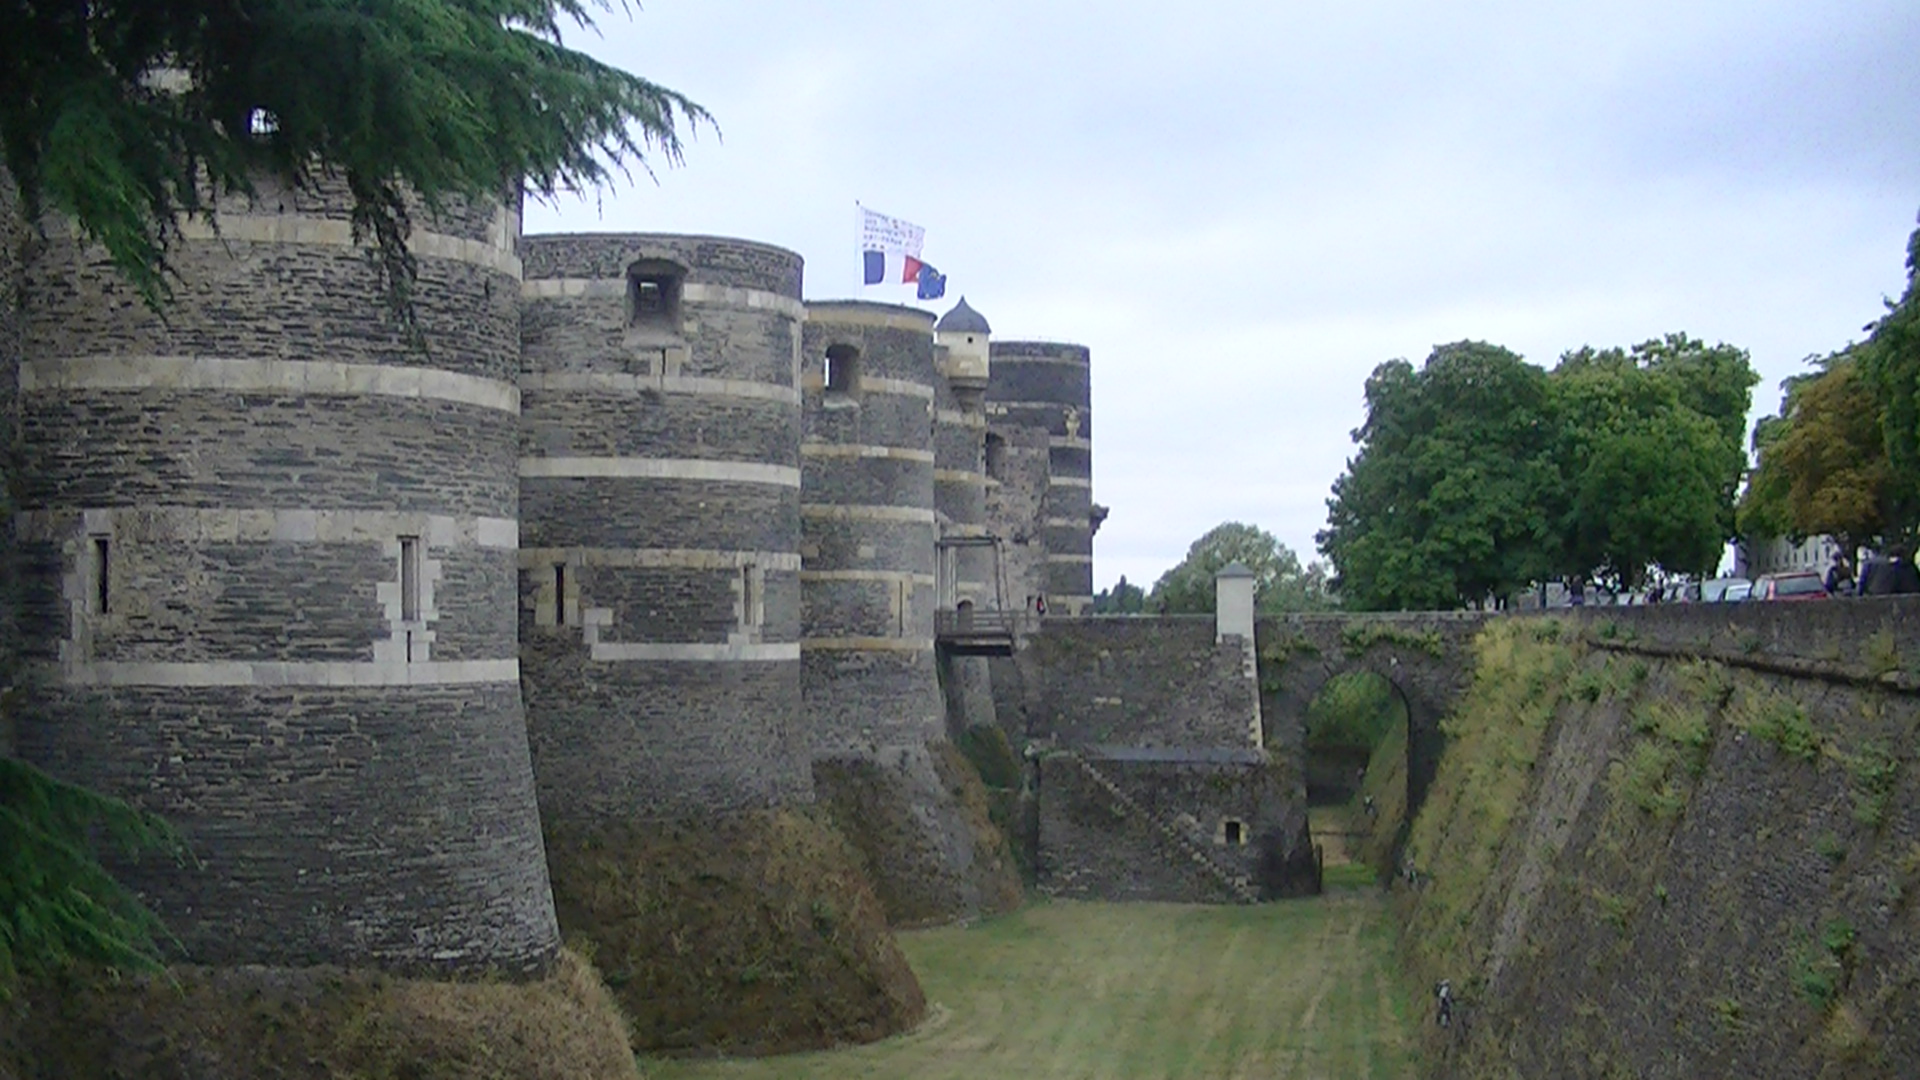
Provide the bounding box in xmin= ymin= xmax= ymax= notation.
xmin=399 ymin=537 xmax=421 ymax=623
xmin=92 ymin=536 xmax=111 ymax=614
xmin=554 ymin=563 xmax=567 ymax=626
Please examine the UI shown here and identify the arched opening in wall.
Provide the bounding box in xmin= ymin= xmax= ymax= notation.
xmin=1292 ymin=670 xmax=1409 ymax=885
xmin=824 ymin=343 xmax=860 ymax=394
xmin=983 ymin=432 xmax=1007 ymax=481
xmin=626 ymin=258 xmax=685 ymax=333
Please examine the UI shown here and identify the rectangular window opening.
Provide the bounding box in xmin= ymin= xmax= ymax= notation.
xmin=399 ymin=536 xmax=421 ymax=623
xmin=92 ymin=535 xmax=111 ymax=615
xmin=554 ymin=563 xmax=567 ymax=626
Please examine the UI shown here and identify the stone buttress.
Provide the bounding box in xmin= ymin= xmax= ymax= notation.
xmin=13 ymin=179 xmax=560 ymax=972
xmin=985 ymin=341 xmax=1095 ymax=615
xmin=801 ymin=301 xmax=1020 ymax=926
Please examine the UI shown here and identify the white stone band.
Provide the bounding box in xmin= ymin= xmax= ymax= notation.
xmin=519 ymin=457 xmax=802 ymax=487
xmin=521 ymin=277 xmax=805 ymax=320
xmin=522 ymin=372 xmax=800 ymax=406
xmin=176 ymin=215 xmax=520 ymax=277
xmin=519 ymin=547 xmax=801 ymax=571
xmin=52 ymin=658 xmax=519 ymax=687
xmin=17 ymin=508 xmax=518 ymax=549
xmin=1050 ymin=476 xmax=1093 ymax=489
xmin=587 ymin=642 xmax=800 ymax=663
xmin=1046 ymin=554 xmax=1095 ymax=564
xmin=800 ymin=443 xmax=937 ymax=463
xmin=800 ymin=637 xmax=936 ymax=653
xmin=799 ymin=570 xmax=936 ymax=585
xmin=23 ymin=356 xmax=520 ymax=414
xmin=800 ymin=505 xmax=938 ymax=524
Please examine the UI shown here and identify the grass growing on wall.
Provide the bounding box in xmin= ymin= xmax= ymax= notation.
xmin=1398 ymin=619 xmax=1577 ymax=987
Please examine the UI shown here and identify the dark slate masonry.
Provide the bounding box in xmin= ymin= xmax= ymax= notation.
xmin=798 ymin=302 xmax=942 ymax=757
xmin=15 ymin=188 xmax=559 ymax=973
xmin=518 ymin=233 xmax=814 ymax=822
xmin=986 ymin=341 xmax=1094 ymax=613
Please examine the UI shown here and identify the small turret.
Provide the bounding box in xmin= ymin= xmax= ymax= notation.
xmin=934 ymin=296 xmax=991 ymax=390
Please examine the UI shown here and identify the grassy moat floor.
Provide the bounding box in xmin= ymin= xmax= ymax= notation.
xmin=647 ymin=889 xmax=1415 ymax=1080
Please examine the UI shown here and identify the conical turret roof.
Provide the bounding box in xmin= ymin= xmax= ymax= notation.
xmin=935 ymin=296 xmax=991 ymax=335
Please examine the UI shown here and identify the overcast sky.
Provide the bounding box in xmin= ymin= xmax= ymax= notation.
xmin=526 ymin=0 xmax=1920 ymax=591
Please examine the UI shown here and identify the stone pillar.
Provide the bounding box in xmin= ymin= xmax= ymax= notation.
xmin=15 ymin=179 xmax=558 ymax=972
xmin=985 ymin=341 xmax=1094 ymax=615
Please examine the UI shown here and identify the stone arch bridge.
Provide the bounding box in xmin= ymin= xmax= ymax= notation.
xmin=1255 ymin=612 xmax=1490 ymax=817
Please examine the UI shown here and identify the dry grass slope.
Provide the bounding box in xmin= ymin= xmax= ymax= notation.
xmin=0 ymin=949 xmax=638 ymax=1080
xmin=545 ymin=808 xmax=926 ymax=1057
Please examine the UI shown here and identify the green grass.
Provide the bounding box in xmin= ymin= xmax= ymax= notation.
xmin=646 ymin=898 xmax=1415 ymax=1080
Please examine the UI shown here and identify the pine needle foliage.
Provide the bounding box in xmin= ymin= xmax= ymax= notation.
xmin=0 ymin=0 xmax=710 ymax=323
xmin=0 ymin=756 xmax=186 ymax=995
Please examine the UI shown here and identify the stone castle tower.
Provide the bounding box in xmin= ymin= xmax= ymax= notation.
xmin=10 ymin=182 xmax=560 ymax=972
xmin=986 ymin=342 xmax=1096 ymax=615
xmin=3 ymin=197 xmax=1087 ymax=977
xmin=517 ymin=233 xmax=813 ymax=830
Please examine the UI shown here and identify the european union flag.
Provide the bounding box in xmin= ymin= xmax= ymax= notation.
xmin=916 ymin=262 xmax=947 ymax=300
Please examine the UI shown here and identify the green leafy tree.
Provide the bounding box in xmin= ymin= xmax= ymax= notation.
xmin=1739 ymin=351 xmax=1893 ymax=558
xmin=1149 ymin=522 xmax=1335 ymax=614
xmin=1 ymin=758 xmax=186 ymax=992
xmin=1091 ymin=574 xmax=1146 ymax=614
xmin=1318 ymin=342 xmax=1560 ymax=610
xmin=1321 ymin=337 xmax=1755 ymax=607
xmin=0 ymin=0 xmax=709 ymax=314
xmin=1551 ymin=338 xmax=1755 ymax=585
xmin=1856 ymin=223 xmax=1920 ymax=540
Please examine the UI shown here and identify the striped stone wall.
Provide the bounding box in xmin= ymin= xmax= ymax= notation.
xmin=518 ymin=234 xmax=812 ymax=822
xmin=12 ymin=182 xmax=559 ymax=972
xmin=986 ymin=341 xmax=1094 ymax=614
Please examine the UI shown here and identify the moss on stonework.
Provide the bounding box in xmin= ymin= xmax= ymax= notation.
xmin=542 ymin=809 xmax=924 ymax=1057
xmin=0 ymin=949 xmax=635 ymax=1080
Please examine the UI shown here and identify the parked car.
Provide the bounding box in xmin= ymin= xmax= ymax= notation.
xmin=1723 ymin=581 xmax=1753 ymax=602
xmin=1753 ymin=571 xmax=1830 ymax=601
xmin=1700 ymin=576 xmax=1750 ymax=603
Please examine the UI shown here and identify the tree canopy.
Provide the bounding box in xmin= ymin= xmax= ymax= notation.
xmin=1091 ymin=575 xmax=1147 ymax=614
xmin=0 ymin=0 xmax=708 ymax=312
xmin=1738 ymin=351 xmax=1894 ymax=558
xmin=1148 ymin=522 xmax=1335 ymax=614
xmin=1856 ymin=224 xmax=1920 ymax=539
xmin=1320 ymin=336 xmax=1756 ymax=609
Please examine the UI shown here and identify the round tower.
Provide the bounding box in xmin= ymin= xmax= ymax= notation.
xmin=986 ymin=341 xmax=1095 ymax=615
xmin=14 ymin=179 xmax=558 ymax=972
xmin=801 ymin=300 xmax=1022 ymax=925
xmin=799 ymin=301 xmax=942 ymax=754
xmin=517 ymin=233 xmax=812 ymax=824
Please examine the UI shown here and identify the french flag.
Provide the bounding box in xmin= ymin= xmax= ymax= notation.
xmin=860 ymin=205 xmax=926 ymax=286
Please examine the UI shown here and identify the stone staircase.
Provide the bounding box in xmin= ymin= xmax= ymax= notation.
xmin=1054 ymin=748 xmax=1260 ymax=904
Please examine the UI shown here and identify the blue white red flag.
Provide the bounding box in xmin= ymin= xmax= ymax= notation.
xmin=860 ymin=206 xmax=927 ymax=286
